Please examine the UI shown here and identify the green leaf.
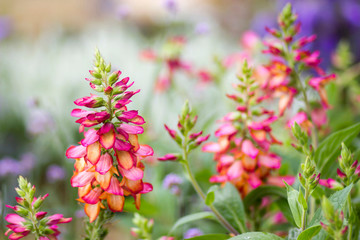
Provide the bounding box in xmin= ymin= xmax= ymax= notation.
xmin=228 ymin=232 xmax=283 ymax=240
xmin=285 ymin=182 xmax=304 ymax=228
xmin=308 ymin=184 xmax=353 ymax=227
xmin=186 ymin=234 xmax=230 ymax=240
xmin=169 ymin=212 xmax=215 ymax=233
xmin=211 ymin=183 xmax=248 ymax=233
xmin=275 ymin=198 xmax=296 ymax=226
xmin=297 ymin=225 xmax=321 ymax=240
xmin=205 ymin=191 xmax=215 ymax=206
xmin=243 ymin=185 xmax=287 ymax=209
xmin=298 ymin=190 xmax=308 ymax=211
xmin=315 ymin=123 xmax=360 ymax=177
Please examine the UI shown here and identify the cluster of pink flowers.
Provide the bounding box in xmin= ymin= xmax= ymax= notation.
xmin=260 ymin=9 xmax=335 ymax=127
xmin=202 ymin=63 xmax=294 ymax=196
xmin=66 ymin=51 xmax=153 ymax=222
xmin=5 ymin=176 xmax=72 ymax=240
xmin=5 ymin=211 xmax=71 ymax=240
xmin=141 ymin=36 xmax=214 ymax=92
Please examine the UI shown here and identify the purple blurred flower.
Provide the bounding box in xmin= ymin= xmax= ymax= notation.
xmin=184 ymin=228 xmax=203 ymax=239
xmin=20 ymin=152 xmax=36 ymax=172
xmin=163 ymin=173 xmax=183 ymax=195
xmin=75 ymin=210 xmax=86 ymax=218
xmin=0 ymin=16 xmax=11 ymax=40
xmin=116 ymin=5 xmax=130 ymax=19
xmin=0 ymin=157 xmax=22 ymax=176
xmin=26 ymin=108 xmax=55 ymax=135
xmin=163 ymin=0 xmax=177 ymax=14
xmin=46 ymin=164 xmax=66 ymax=183
xmin=195 ymin=22 xmax=210 ymax=35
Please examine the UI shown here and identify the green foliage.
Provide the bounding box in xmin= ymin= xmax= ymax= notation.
xmin=169 ymin=212 xmax=215 ymax=233
xmin=186 ymin=234 xmax=230 ymax=240
xmin=228 ymin=232 xmax=283 ymax=240
xmin=210 ymin=183 xmax=248 ymax=234
xmin=284 ymin=182 xmax=304 ymax=228
xmin=297 ymin=225 xmax=322 ymax=240
xmin=315 ymin=123 xmax=360 ymax=178
xmin=308 ymin=184 xmax=353 ymax=227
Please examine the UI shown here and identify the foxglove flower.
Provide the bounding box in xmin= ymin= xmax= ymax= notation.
xmin=4 ymin=176 xmax=71 ymax=240
xmin=66 ymin=49 xmax=153 ymax=223
xmin=203 ymin=61 xmax=293 ymax=196
xmin=261 ymin=4 xmax=336 ymax=122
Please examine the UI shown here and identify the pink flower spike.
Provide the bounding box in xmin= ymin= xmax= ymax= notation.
xmin=66 ymin=145 xmax=86 ymax=159
xmin=158 ymin=154 xmax=178 ymax=161
xmin=337 ymin=168 xmax=346 ymax=178
xmin=241 ymin=139 xmax=259 ymax=159
xmin=164 ymin=124 xmax=177 ymax=139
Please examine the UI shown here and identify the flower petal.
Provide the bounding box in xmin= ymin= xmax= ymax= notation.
xmin=66 ymin=145 xmax=86 ymax=159
xmin=84 ymin=203 xmax=100 ymax=223
xmin=107 ymin=195 xmax=125 ymax=212
xmin=86 ymin=141 xmax=101 ymax=165
xmin=95 ymin=153 xmax=113 ymax=175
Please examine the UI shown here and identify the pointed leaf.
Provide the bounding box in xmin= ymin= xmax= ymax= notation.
xmin=285 ymin=182 xmax=303 ymax=228
xmin=211 ymin=183 xmax=248 ymax=233
xmin=308 ymin=184 xmax=353 ymax=227
xmin=169 ymin=212 xmax=215 ymax=233
xmin=228 ymin=232 xmax=283 ymax=240
xmin=315 ymin=123 xmax=360 ymax=177
xmin=297 ymin=225 xmax=321 ymax=240
xmin=186 ymin=234 xmax=230 ymax=240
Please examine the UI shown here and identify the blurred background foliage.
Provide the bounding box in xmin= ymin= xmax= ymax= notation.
xmin=0 ymin=0 xmax=359 ymax=239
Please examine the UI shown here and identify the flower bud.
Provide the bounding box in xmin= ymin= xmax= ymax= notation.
xmin=158 ymin=154 xmax=181 ymax=161
xmin=109 ymin=70 xmax=121 ymax=86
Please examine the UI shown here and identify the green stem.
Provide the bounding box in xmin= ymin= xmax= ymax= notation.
xmin=181 ymin=143 xmax=240 ymax=235
xmin=29 ymin=209 xmax=41 ymax=239
xmin=301 ymin=187 xmax=310 ymax=231
xmin=347 ymin=195 xmax=353 ymax=240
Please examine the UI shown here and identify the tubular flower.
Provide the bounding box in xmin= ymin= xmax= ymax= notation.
xmin=260 ymin=4 xmax=336 ymax=120
xmin=202 ymin=61 xmax=293 ymax=197
xmin=5 ymin=176 xmax=71 ymax=240
xmin=66 ymin=49 xmax=153 ymax=223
